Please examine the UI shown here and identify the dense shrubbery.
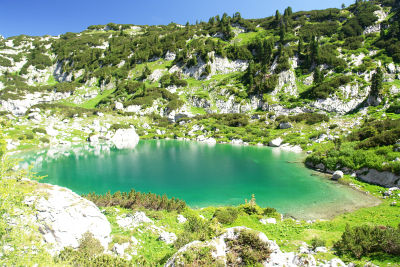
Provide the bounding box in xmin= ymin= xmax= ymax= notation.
xmin=301 ymin=75 xmax=352 ymax=99
xmin=159 ymin=73 xmax=188 ymax=88
xmin=334 ymin=224 xmax=400 ymax=259
xmin=175 ymin=215 xmax=217 ymax=248
xmin=56 ymin=232 xmax=130 ymax=266
xmin=84 ymin=189 xmax=187 ymax=212
xmin=277 ymin=113 xmax=330 ymax=125
xmin=194 ymin=114 xmax=249 ymax=127
xmin=226 ymin=229 xmax=271 ymax=266
xmin=213 ymin=207 xmax=239 ymax=224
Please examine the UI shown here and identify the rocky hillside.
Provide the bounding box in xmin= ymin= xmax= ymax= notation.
xmin=1 ymin=1 xmax=400 ymax=264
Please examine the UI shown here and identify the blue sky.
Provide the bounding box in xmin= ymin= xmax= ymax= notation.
xmin=1 ymin=0 xmax=354 ymax=38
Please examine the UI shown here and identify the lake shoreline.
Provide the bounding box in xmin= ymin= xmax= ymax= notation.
xmin=13 ymin=138 xmax=382 ymax=221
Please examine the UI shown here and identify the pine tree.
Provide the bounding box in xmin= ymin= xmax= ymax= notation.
xmin=275 ymin=10 xmax=281 ymax=21
xmin=298 ymin=37 xmax=304 ymax=55
xmin=313 ymin=67 xmax=323 ymax=85
xmin=371 ymin=67 xmax=383 ymax=97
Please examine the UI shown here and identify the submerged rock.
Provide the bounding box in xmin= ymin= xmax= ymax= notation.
xmin=111 ymin=128 xmax=140 ymax=149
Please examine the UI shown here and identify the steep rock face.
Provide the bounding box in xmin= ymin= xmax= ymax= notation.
xmin=356 ymin=168 xmax=400 ymax=188
xmin=173 ymin=53 xmax=248 ymax=80
xmin=215 ymin=95 xmax=267 ymax=114
xmin=25 ymin=183 xmax=111 ymax=254
xmin=311 ymin=84 xmax=369 ymax=114
xmin=0 ymin=91 xmax=71 ymax=116
xmin=272 ymin=69 xmax=298 ymax=96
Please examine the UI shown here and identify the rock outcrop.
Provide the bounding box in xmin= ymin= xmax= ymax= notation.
xmin=356 ymin=168 xmax=400 ymax=188
xmin=165 ymin=227 xmax=345 ymax=267
xmin=24 ymin=183 xmax=111 ymax=254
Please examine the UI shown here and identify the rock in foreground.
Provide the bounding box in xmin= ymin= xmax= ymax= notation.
xmin=25 ymin=183 xmax=111 ymax=254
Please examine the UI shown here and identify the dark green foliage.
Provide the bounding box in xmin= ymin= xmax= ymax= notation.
xmin=226 ymin=229 xmax=271 ymax=266
xmin=32 ymin=128 xmax=46 ymax=134
xmin=356 ymin=128 xmax=400 ymax=149
xmin=57 ymin=236 xmax=129 ymax=267
xmin=194 ymin=114 xmax=249 ymax=127
xmin=370 ymin=67 xmax=383 ymax=100
xmin=288 ymin=113 xmax=330 ymax=125
xmin=300 ymin=75 xmax=352 ymax=99
xmin=159 ymin=73 xmax=188 ymax=88
xmin=226 ymin=45 xmax=253 ymax=61
xmin=175 ymin=215 xmax=215 ymax=248
xmin=77 ymin=232 xmax=104 ymax=257
xmin=109 ymin=124 xmax=130 ymax=131
xmin=213 ymin=207 xmax=239 ymax=224
xmin=39 ymin=137 xmax=50 ymax=143
xmin=84 ymin=189 xmax=186 ymax=212
xmin=0 ymin=56 xmax=12 ymax=67
xmin=343 ymin=36 xmax=364 ymax=50
xmin=341 ymin=2 xmax=379 ymax=37
xmin=20 ymin=50 xmax=52 ymax=74
xmin=311 ymin=237 xmax=326 ymax=250
xmin=334 ymin=224 xmax=400 ymax=259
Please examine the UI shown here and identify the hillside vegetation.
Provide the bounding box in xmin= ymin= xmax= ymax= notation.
xmin=1 ymin=0 xmax=400 ymax=265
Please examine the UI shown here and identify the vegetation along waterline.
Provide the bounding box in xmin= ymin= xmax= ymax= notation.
xmin=1 ymin=0 xmax=400 ymax=265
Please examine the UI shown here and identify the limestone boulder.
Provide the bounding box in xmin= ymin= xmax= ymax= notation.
xmin=25 ymin=184 xmax=111 ymax=254
xmin=111 ymin=128 xmax=140 ymax=149
xmin=269 ymin=137 xmax=283 ymax=147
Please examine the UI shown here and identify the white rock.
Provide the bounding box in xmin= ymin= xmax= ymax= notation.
xmin=116 ymin=211 xmax=153 ymax=229
xmin=231 ymin=139 xmax=243 ymax=145
xmin=260 ymin=218 xmax=277 ymax=224
xmin=112 ymin=242 xmax=130 ymax=256
xmin=158 ymin=231 xmax=177 ymax=244
xmin=314 ymin=246 xmax=328 ymax=253
xmin=269 ymin=137 xmax=283 ymax=147
xmin=88 ymin=134 xmax=99 ymax=143
xmin=115 ymin=101 xmax=124 ymax=110
xmin=177 ymin=215 xmax=187 ymax=223
xmin=111 ymin=128 xmax=140 ymax=149
xmin=27 ymin=184 xmax=111 ymax=254
xmin=331 ymin=171 xmax=344 ymax=180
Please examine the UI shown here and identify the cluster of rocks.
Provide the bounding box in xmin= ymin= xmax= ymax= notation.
xmin=165 ymin=227 xmax=348 ymax=267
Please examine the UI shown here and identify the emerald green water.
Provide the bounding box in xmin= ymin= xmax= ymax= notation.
xmin=23 ymin=140 xmax=378 ymax=219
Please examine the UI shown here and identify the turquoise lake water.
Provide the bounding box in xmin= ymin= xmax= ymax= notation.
xmin=22 ymin=140 xmax=377 ymax=219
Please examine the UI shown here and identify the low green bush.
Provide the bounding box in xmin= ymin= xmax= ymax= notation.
xmin=213 ymin=207 xmax=239 ymax=224
xmin=334 ymin=224 xmax=400 ymax=259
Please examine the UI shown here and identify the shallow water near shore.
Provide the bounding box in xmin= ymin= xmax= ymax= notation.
xmin=20 ymin=140 xmax=379 ymax=220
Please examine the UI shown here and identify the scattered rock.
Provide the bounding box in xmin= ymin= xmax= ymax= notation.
xmin=177 ymin=215 xmax=187 ymax=223
xmin=158 ymin=231 xmax=177 ymax=244
xmin=279 ymin=122 xmax=293 ymax=129
xmin=116 ymin=211 xmax=153 ymax=229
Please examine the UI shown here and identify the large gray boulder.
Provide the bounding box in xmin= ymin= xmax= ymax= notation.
xmin=25 ymin=184 xmax=111 ymax=254
xmin=111 ymin=128 xmax=140 ymax=149
xmin=279 ymin=122 xmax=293 ymax=129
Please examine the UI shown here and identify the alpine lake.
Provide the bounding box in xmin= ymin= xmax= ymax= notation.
xmin=20 ymin=140 xmax=378 ymax=220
